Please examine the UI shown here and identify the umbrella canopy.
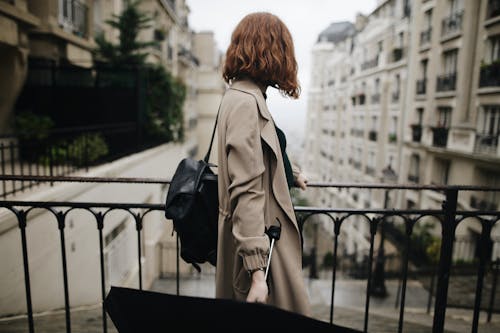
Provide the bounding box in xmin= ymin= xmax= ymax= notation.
xmin=105 ymin=286 xmax=360 ymax=333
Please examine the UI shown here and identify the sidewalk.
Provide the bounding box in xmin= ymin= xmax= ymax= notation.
xmin=1 ymin=274 xmax=499 ymax=333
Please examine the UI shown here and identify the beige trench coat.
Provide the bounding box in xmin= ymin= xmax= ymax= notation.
xmin=215 ymin=78 xmax=311 ymax=317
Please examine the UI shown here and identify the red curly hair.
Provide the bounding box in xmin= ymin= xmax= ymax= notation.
xmin=223 ymin=12 xmax=300 ymax=99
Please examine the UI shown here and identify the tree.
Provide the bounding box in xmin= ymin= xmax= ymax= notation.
xmin=94 ymin=0 xmax=157 ymax=67
xmin=94 ymin=0 xmax=187 ymax=143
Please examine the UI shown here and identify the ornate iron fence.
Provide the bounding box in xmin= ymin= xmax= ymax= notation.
xmin=0 ymin=175 xmax=499 ymax=333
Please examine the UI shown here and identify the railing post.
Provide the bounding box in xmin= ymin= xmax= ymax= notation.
xmin=56 ymin=211 xmax=72 ymax=333
xmin=17 ymin=210 xmax=35 ymax=333
xmin=135 ymin=214 xmax=143 ymax=290
xmin=96 ymin=212 xmax=107 ymax=333
xmin=487 ymin=258 xmax=499 ymax=322
xmin=1 ymin=143 xmax=6 ymax=198
xmin=432 ymin=189 xmax=458 ymax=333
xmin=472 ymin=220 xmax=493 ymax=333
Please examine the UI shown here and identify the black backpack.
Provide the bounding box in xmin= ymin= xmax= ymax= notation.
xmin=164 ymin=100 xmax=222 ymax=272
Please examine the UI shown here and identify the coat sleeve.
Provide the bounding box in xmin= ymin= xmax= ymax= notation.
xmin=225 ymin=95 xmax=269 ymax=272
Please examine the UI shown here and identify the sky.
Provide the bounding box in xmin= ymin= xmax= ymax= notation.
xmin=186 ymin=0 xmax=378 ymax=148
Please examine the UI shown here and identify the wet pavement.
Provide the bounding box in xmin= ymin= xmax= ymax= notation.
xmin=1 ymin=273 xmax=499 ymax=333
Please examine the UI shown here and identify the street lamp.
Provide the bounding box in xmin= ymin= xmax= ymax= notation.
xmin=370 ymin=164 xmax=398 ymax=297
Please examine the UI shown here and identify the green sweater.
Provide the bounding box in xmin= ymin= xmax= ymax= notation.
xmin=275 ymin=125 xmax=294 ymax=189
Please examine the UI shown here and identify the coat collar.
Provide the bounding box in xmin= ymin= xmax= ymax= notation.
xmin=228 ymin=79 xmax=299 ymax=232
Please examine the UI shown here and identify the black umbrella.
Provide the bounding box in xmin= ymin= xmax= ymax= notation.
xmin=104 ymin=286 xmax=360 ymax=333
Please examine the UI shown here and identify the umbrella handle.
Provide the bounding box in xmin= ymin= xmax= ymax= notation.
xmin=264 ymin=218 xmax=281 ymax=281
xmin=265 ymin=238 xmax=275 ymax=281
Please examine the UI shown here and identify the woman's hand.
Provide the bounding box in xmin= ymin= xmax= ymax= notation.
xmin=246 ymin=269 xmax=268 ymax=303
xmin=295 ymin=173 xmax=308 ymax=191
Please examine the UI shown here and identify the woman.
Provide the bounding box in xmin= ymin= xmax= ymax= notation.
xmin=215 ymin=12 xmax=311 ymax=317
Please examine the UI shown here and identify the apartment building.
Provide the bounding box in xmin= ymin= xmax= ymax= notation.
xmin=304 ymin=0 xmax=500 ymax=264
xmin=403 ymin=0 xmax=500 ymax=261
xmin=303 ymin=0 xmax=411 ymax=262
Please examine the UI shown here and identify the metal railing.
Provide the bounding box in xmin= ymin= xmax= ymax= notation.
xmin=488 ymin=0 xmax=500 ymax=19
xmin=441 ymin=11 xmax=463 ymax=37
xmin=420 ymin=28 xmax=432 ymax=46
xmin=361 ymin=56 xmax=379 ymax=71
xmin=416 ymin=79 xmax=427 ymax=95
xmin=0 ymin=175 xmax=499 ymax=333
xmin=479 ymin=62 xmax=500 ymax=88
xmin=436 ymin=73 xmax=457 ymax=92
xmin=0 ymin=123 xmax=139 ymax=198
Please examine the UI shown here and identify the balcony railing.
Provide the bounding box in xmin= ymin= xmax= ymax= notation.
xmin=479 ymin=62 xmax=500 ymax=87
xmin=0 ymin=176 xmax=499 ymax=333
xmin=407 ymin=174 xmax=419 ymax=183
xmin=488 ymin=0 xmax=500 ymax=19
xmin=391 ymin=47 xmax=404 ymax=62
xmin=371 ymin=93 xmax=381 ymax=104
xmin=441 ymin=11 xmax=464 ymax=37
xmin=420 ymin=28 xmax=432 ymax=46
xmin=436 ymin=73 xmax=457 ymax=92
xmin=392 ymin=91 xmax=400 ymax=103
xmin=431 ymin=127 xmax=449 ymax=147
xmin=474 ymin=133 xmax=499 ymax=154
xmin=361 ymin=55 xmax=379 ymax=71
xmin=0 ymin=123 xmax=141 ymax=198
xmin=416 ymin=79 xmax=427 ymax=95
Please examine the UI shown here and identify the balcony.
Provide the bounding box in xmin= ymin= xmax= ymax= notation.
xmin=407 ymin=174 xmax=420 ymax=183
xmin=436 ymin=73 xmax=457 ymax=92
xmin=431 ymin=127 xmax=449 ymax=147
xmin=361 ymin=55 xmax=379 ymax=71
xmin=416 ymin=79 xmax=427 ymax=95
xmin=391 ymin=47 xmax=404 ymax=62
xmin=371 ymin=93 xmax=381 ymax=104
xmin=479 ymin=61 xmax=500 ymax=87
xmin=388 ymin=133 xmax=397 ymax=143
xmin=411 ymin=124 xmax=422 ymax=142
xmin=0 ymin=177 xmax=498 ymax=333
xmin=441 ymin=11 xmax=464 ymax=38
xmin=474 ymin=133 xmax=499 ymax=154
xmin=488 ymin=0 xmax=500 ymax=19
xmin=420 ymin=28 xmax=432 ymax=46
xmin=392 ymin=91 xmax=400 ymax=103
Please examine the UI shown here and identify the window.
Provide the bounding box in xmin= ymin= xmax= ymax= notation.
xmin=432 ymin=158 xmax=450 ymax=185
xmin=421 ymin=9 xmax=433 ymax=45
xmin=489 ymin=35 xmax=500 ymax=63
xmin=408 ymin=154 xmax=420 ymax=183
xmin=420 ymin=59 xmax=428 ymax=78
xmin=443 ymin=49 xmax=458 ymax=74
xmin=475 ymin=105 xmax=500 ymax=153
xmin=437 ymin=107 xmax=452 ymax=127
xmin=417 ymin=108 xmax=424 ymax=124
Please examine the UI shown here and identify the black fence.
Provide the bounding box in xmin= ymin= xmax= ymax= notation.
xmin=0 ymin=176 xmax=499 ymax=333
xmin=0 ymin=123 xmax=140 ymax=198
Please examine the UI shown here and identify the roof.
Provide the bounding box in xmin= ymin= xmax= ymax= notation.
xmin=317 ymin=21 xmax=356 ymax=43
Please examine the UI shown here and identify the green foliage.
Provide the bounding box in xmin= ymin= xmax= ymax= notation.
xmin=94 ymin=0 xmax=186 ymax=144
xmin=94 ymin=0 xmax=158 ymax=67
xmin=39 ymin=133 xmax=109 ymax=167
xmin=14 ymin=112 xmax=54 ymax=141
xmin=411 ymin=221 xmax=441 ymax=265
xmin=145 ymin=65 xmax=186 ymax=142
xmin=322 ymin=251 xmax=334 ymax=269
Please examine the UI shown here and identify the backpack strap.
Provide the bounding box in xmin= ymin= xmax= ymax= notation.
xmin=203 ymin=91 xmax=225 ymax=163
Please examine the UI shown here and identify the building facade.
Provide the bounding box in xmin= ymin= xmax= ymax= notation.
xmin=303 ymin=0 xmax=500 ymax=266
xmin=0 ymin=0 xmax=224 ymax=316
